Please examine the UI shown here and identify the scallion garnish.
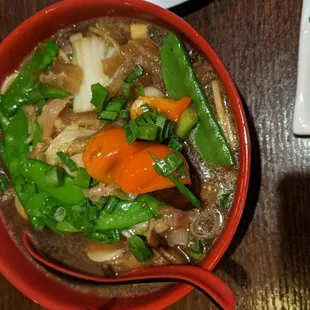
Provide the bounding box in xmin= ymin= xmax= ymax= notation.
xmin=125 ymin=65 xmax=144 ymax=83
xmin=91 ymin=83 xmax=109 ymax=112
xmin=138 ymin=124 xmax=158 ymax=141
xmin=149 ymin=151 xmax=200 ymax=208
xmin=168 ymin=136 xmax=183 ymax=151
xmin=98 ymin=110 xmax=118 ymax=121
xmin=128 ymin=235 xmax=153 ymax=262
xmin=106 ymin=98 xmax=127 ymax=113
xmin=119 ymin=109 xmax=129 ymax=119
xmin=57 ymin=151 xmax=78 ymax=172
xmin=74 ymin=168 xmax=91 ymax=189
xmin=124 ymin=119 xmax=140 ymax=144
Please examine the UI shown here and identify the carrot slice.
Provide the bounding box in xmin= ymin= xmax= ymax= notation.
xmin=83 ymin=128 xmax=148 ymax=183
xmin=130 ymin=96 xmax=191 ymax=122
xmin=114 ymin=144 xmax=190 ymax=194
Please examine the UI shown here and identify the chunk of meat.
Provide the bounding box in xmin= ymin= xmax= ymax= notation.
xmin=40 ymin=58 xmax=83 ymax=94
xmin=38 ymin=98 xmax=70 ymax=140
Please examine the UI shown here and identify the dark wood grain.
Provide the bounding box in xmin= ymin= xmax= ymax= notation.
xmin=1 ymin=0 xmax=309 ymax=309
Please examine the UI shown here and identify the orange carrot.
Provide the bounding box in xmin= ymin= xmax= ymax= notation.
xmin=130 ymin=96 xmax=191 ymax=122
xmin=83 ymin=128 xmax=190 ymax=193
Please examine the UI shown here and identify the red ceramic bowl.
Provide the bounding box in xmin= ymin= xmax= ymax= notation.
xmin=0 ymin=0 xmax=250 ymax=309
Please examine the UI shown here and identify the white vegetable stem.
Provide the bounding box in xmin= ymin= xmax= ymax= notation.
xmin=70 ymin=33 xmax=116 ymax=113
xmin=212 ymin=80 xmax=234 ymax=147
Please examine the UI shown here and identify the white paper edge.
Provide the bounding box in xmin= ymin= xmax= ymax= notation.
xmin=293 ymin=0 xmax=310 ymax=135
xmin=145 ymin=0 xmax=189 ymax=9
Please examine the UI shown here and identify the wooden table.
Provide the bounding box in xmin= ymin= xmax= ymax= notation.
xmin=0 ymin=0 xmax=308 ymax=309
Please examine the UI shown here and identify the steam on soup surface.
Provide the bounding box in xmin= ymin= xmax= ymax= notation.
xmin=0 ymin=17 xmax=239 ymax=278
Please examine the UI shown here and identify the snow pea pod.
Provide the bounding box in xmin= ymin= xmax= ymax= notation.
xmin=21 ymin=159 xmax=85 ymax=205
xmin=95 ymin=195 xmax=161 ymax=230
xmin=160 ymin=33 xmax=235 ymax=166
xmin=1 ymin=40 xmax=61 ymax=117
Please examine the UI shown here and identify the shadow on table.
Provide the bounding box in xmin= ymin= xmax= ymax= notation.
xmin=277 ymin=173 xmax=310 ymax=284
xmin=215 ymin=94 xmax=262 ymax=287
xmin=170 ymin=0 xmax=214 ymax=17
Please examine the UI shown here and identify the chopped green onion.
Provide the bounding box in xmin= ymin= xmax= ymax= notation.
xmin=149 ymin=151 xmax=183 ymax=177
xmin=124 ymin=120 xmax=139 ymax=144
xmin=186 ymin=239 xmax=204 ymax=261
xmin=136 ymin=85 xmax=145 ymax=96
xmin=106 ymin=98 xmax=127 ymax=113
xmin=121 ymin=82 xmax=133 ymax=97
xmin=138 ymin=124 xmax=158 ymax=141
xmin=125 ymin=65 xmax=144 ymax=83
xmin=0 ymin=174 xmax=9 ymax=193
xmin=91 ymin=83 xmax=109 ymax=112
xmin=175 ymin=106 xmax=199 ymax=139
xmin=149 ymin=152 xmax=200 ymax=208
xmin=128 ymin=235 xmax=153 ymax=262
xmin=218 ymin=189 xmax=233 ymax=209
xmin=54 ymin=207 xmax=66 ymax=222
xmin=168 ymin=136 xmax=183 ymax=151
xmin=169 ymin=174 xmax=200 ymax=208
xmin=74 ymin=168 xmax=91 ymax=189
xmin=119 ymin=109 xmax=129 ymax=119
xmin=104 ymin=196 xmax=119 ymax=214
xmin=45 ymin=166 xmax=64 ymax=187
xmin=88 ymin=229 xmax=120 ymax=243
xmin=98 ymin=110 xmax=118 ymax=121
xmin=86 ymin=202 xmax=98 ymax=221
xmin=35 ymin=99 xmax=45 ymax=116
xmin=57 ymin=151 xmax=78 ymax=172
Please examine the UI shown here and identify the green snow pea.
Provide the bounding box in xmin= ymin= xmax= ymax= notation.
xmin=95 ymin=195 xmax=161 ymax=230
xmin=160 ymin=33 xmax=235 ymax=166
xmin=1 ymin=41 xmax=60 ymax=117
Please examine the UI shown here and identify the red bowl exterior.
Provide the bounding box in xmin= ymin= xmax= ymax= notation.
xmin=0 ymin=0 xmax=251 ymax=309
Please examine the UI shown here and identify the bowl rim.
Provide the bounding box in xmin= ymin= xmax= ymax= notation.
xmin=0 ymin=0 xmax=251 ymax=309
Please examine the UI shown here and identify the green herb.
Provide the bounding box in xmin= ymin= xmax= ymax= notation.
xmin=128 ymin=235 xmax=153 ymax=262
xmin=125 ymin=65 xmax=144 ymax=83
xmin=45 ymin=166 xmax=64 ymax=187
xmin=106 ymin=98 xmax=127 ymax=113
xmin=124 ymin=119 xmax=140 ymax=144
xmin=175 ymin=106 xmax=199 ymax=139
xmin=87 ymin=229 xmax=120 ymax=243
xmin=98 ymin=110 xmax=118 ymax=121
xmin=119 ymin=110 xmax=129 ymax=119
xmin=121 ymin=82 xmax=133 ymax=97
xmin=149 ymin=152 xmax=200 ymax=208
xmin=90 ymin=178 xmax=99 ymax=187
xmin=0 ymin=174 xmax=9 ymax=193
xmin=138 ymin=124 xmax=158 ymax=140
xmin=57 ymin=151 xmax=78 ymax=172
xmin=104 ymin=196 xmax=120 ymax=214
xmin=122 ymin=65 xmax=144 ymax=98
xmin=218 ymin=189 xmax=233 ymax=209
xmin=161 ymin=33 xmax=234 ymax=166
xmin=91 ymin=83 xmax=109 ymax=112
xmin=186 ymin=239 xmax=205 ymax=261
xmin=168 ymin=136 xmax=183 ymax=151
xmin=74 ymin=168 xmax=91 ymax=189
